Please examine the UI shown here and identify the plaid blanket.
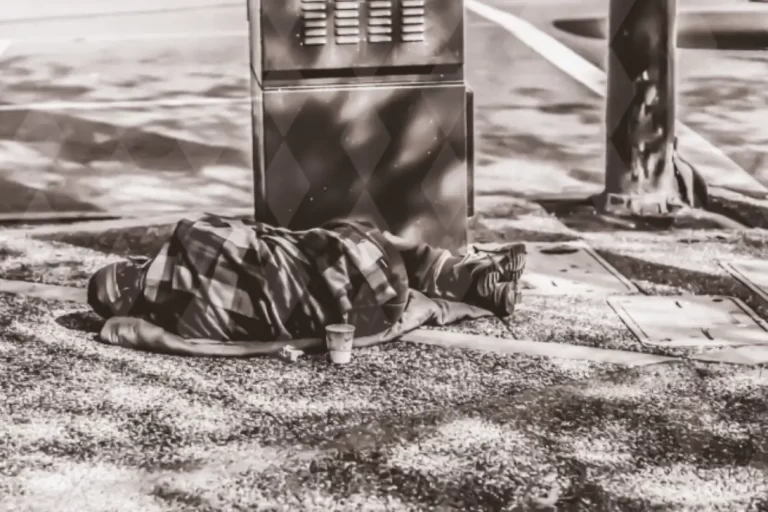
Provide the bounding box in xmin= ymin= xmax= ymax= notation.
xmin=139 ymin=214 xmax=408 ymax=341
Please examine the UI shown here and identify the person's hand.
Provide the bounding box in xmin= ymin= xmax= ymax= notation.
xmin=98 ymin=317 xmax=165 ymax=352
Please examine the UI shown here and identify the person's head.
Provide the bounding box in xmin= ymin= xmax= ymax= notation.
xmin=87 ymin=261 xmax=145 ymax=319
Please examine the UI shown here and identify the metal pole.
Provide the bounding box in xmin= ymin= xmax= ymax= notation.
xmin=602 ymin=0 xmax=679 ymax=216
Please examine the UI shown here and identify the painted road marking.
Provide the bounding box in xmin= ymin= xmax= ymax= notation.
xmin=467 ymin=0 xmax=768 ymax=193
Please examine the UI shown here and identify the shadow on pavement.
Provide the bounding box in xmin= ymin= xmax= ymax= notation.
xmin=0 ymin=107 xmax=248 ymax=171
xmin=284 ymin=360 xmax=767 ymax=511
xmin=471 ymin=219 xmax=580 ymax=244
xmin=2 ymin=194 xmax=767 ymax=510
xmin=35 ymin=223 xmax=176 ymax=257
xmin=277 ymin=231 xmax=768 ymax=508
xmin=593 ymin=247 xmax=768 ymax=315
xmin=0 ymin=175 xmax=102 ymax=213
xmin=55 ymin=310 xmax=103 ymax=334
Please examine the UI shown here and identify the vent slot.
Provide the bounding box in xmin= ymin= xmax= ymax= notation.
xmin=301 ymin=0 xmax=328 ymax=46
xmin=335 ymin=0 xmax=361 ymax=44
xmin=400 ymin=0 xmax=425 ymax=42
xmin=368 ymin=0 xmax=393 ymax=42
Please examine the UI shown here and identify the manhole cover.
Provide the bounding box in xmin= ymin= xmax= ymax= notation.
xmin=520 ymin=242 xmax=638 ymax=295
xmin=608 ymin=295 xmax=768 ymax=348
xmin=720 ymin=259 xmax=768 ymax=302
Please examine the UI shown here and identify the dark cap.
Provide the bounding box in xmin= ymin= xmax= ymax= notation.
xmin=87 ymin=261 xmax=146 ymax=319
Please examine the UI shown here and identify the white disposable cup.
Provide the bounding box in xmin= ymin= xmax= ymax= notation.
xmin=325 ymin=324 xmax=355 ymax=364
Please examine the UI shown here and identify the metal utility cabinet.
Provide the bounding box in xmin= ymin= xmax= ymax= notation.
xmin=247 ymin=0 xmax=473 ymax=251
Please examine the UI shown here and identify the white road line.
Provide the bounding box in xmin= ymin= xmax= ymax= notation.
xmin=11 ymin=30 xmax=248 ymax=44
xmin=0 ymin=96 xmax=250 ymax=112
xmin=467 ymin=0 xmax=768 ymax=193
xmin=0 ymin=39 xmax=10 ymax=56
xmin=468 ymin=1 xmax=607 ymax=96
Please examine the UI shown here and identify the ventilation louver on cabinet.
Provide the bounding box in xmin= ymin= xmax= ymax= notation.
xmin=301 ymin=0 xmax=426 ymax=47
xmin=368 ymin=0 xmax=393 ymax=43
xmin=301 ymin=0 xmax=328 ymax=46
xmin=400 ymin=0 xmax=425 ymax=42
xmin=334 ymin=0 xmax=361 ymax=44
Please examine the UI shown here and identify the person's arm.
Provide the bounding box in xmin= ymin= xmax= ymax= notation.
xmin=98 ymin=317 xmax=387 ymax=357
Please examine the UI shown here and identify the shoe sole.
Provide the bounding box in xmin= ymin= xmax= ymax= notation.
xmin=476 ymin=243 xmax=528 ymax=297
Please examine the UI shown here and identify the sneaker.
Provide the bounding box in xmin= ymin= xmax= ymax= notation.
xmin=460 ymin=243 xmax=527 ymax=316
xmin=476 ymin=280 xmax=523 ymax=317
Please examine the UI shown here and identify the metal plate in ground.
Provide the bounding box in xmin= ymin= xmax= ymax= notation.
xmin=516 ymin=241 xmax=638 ymax=295
xmin=720 ymin=259 xmax=768 ymax=303
xmin=607 ymin=295 xmax=768 ymax=348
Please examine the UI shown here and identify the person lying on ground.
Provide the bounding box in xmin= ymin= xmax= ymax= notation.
xmin=87 ymin=214 xmax=527 ymax=357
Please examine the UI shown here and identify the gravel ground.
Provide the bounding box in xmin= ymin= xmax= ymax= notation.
xmin=1 ymin=292 xmax=621 ymax=512
xmin=1 ymin=291 xmax=766 ymax=511
xmin=0 ymin=235 xmax=119 ymax=288
xmin=2 ymin=198 xmax=768 ymax=509
xmin=0 ymin=223 xmax=173 ymax=287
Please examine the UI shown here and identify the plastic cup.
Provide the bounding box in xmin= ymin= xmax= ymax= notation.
xmin=325 ymin=324 xmax=355 ymax=364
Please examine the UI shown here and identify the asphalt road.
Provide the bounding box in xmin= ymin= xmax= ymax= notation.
xmin=1 ymin=0 xmax=767 ymax=214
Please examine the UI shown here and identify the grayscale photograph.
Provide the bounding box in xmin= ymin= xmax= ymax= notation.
xmin=0 ymin=0 xmax=767 ymax=510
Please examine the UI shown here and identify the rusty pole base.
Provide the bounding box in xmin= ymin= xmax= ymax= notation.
xmin=591 ymin=190 xmax=688 ymax=218
xmin=589 ymin=190 xmax=747 ymax=230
